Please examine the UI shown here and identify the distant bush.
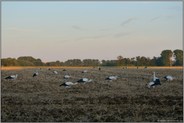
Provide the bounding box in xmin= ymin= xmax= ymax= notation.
xmin=1 ymin=49 xmax=183 ymax=66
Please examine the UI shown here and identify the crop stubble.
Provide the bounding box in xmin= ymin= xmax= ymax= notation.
xmin=1 ymin=67 xmax=183 ymax=122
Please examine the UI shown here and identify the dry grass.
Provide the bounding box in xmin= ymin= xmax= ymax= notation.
xmin=1 ymin=67 xmax=183 ymax=122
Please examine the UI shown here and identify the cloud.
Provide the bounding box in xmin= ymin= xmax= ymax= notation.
xmin=121 ymin=18 xmax=136 ymax=26
xmin=114 ymin=32 xmax=131 ymax=38
xmin=164 ymin=15 xmax=175 ymax=19
xmin=72 ymin=25 xmax=84 ymax=30
xmin=150 ymin=16 xmax=161 ymax=22
xmin=99 ymin=27 xmax=114 ymax=31
xmin=150 ymin=15 xmax=175 ymax=22
xmin=76 ymin=34 xmax=110 ymax=41
xmin=167 ymin=6 xmax=182 ymax=11
xmin=4 ymin=27 xmax=37 ymax=32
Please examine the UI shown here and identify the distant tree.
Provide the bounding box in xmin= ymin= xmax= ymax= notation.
xmin=156 ymin=57 xmax=162 ymax=66
xmin=124 ymin=58 xmax=131 ymax=66
xmin=55 ymin=60 xmax=61 ymax=66
xmin=17 ymin=56 xmax=36 ymax=62
xmin=130 ymin=57 xmax=136 ymax=66
xmin=1 ymin=49 xmax=181 ymax=67
xmin=33 ymin=59 xmax=44 ymax=66
xmin=46 ymin=61 xmax=60 ymax=66
xmin=117 ymin=55 xmax=124 ymax=66
xmin=101 ymin=60 xmax=117 ymax=66
xmin=91 ymin=59 xmax=100 ymax=66
xmin=101 ymin=60 xmax=106 ymax=66
xmin=83 ymin=59 xmax=100 ymax=66
xmin=150 ymin=57 xmax=158 ymax=66
xmin=64 ymin=59 xmax=82 ymax=66
xmin=72 ymin=59 xmax=82 ymax=66
xmin=60 ymin=62 xmax=64 ymax=66
xmin=160 ymin=50 xmax=173 ymax=66
xmin=141 ymin=56 xmax=150 ymax=66
xmin=1 ymin=58 xmax=19 ymax=66
xmin=17 ymin=56 xmax=43 ymax=66
xmin=17 ymin=59 xmax=34 ymax=66
xmin=173 ymin=49 xmax=183 ymax=66
xmin=136 ymin=56 xmax=141 ymax=66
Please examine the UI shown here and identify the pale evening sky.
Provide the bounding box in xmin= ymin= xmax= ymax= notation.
xmin=2 ymin=1 xmax=183 ymax=62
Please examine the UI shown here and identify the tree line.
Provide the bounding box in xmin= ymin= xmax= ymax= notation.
xmin=1 ymin=49 xmax=183 ymax=67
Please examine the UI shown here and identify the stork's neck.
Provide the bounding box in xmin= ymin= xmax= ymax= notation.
xmin=153 ymin=72 xmax=156 ymax=78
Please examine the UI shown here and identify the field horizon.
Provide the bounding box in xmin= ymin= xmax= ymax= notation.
xmin=1 ymin=66 xmax=183 ymax=71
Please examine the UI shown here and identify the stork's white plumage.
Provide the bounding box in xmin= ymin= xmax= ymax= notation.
xmin=53 ymin=70 xmax=58 ymax=74
xmin=106 ymin=76 xmax=118 ymax=80
xmin=147 ymin=82 xmax=156 ymax=88
xmin=77 ymin=78 xmax=92 ymax=83
xmin=147 ymin=80 xmax=161 ymax=88
xmin=33 ymin=71 xmax=39 ymax=77
xmin=60 ymin=82 xmax=78 ymax=87
xmin=164 ymin=75 xmax=173 ymax=81
xmin=64 ymin=75 xmax=71 ymax=79
xmin=152 ymin=72 xmax=160 ymax=82
xmin=147 ymin=72 xmax=161 ymax=88
xmin=82 ymin=70 xmax=88 ymax=73
xmin=5 ymin=74 xmax=18 ymax=80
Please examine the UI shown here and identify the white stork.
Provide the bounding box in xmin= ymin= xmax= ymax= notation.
xmin=152 ymin=72 xmax=160 ymax=82
xmin=33 ymin=71 xmax=39 ymax=77
xmin=105 ymin=76 xmax=118 ymax=80
xmin=5 ymin=74 xmax=18 ymax=80
xmin=82 ymin=70 xmax=88 ymax=73
xmin=53 ymin=70 xmax=58 ymax=74
xmin=164 ymin=75 xmax=174 ymax=81
xmin=60 ymin=82 xmax=78 ymax=88
xmin=64 ymin=75 xmax=71 ymax=79
xmin=77 ymin=78 xmax=92 ymax=83
xmin=147 ymin=72 xmax=161 ymax=88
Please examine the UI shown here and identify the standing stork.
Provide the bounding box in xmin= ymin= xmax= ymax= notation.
xmin=147 ymin=72 xmax=161 ymax=88
xmin=152 ymin=72 xmax=160 ymax=82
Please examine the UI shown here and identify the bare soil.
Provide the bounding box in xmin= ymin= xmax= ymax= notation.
xmin=1 ymin=67 xmax=183 ymax=122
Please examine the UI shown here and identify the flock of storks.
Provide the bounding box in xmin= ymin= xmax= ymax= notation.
xmin=4 ymin=67 xmax=174 ymax=89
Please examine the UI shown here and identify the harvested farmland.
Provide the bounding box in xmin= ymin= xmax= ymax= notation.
xmin=1 ymin=67 xmax=183 ymax=122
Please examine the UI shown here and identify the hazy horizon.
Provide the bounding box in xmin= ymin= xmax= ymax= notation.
xmin=2 ymin=1 xmax=183 ymax=62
